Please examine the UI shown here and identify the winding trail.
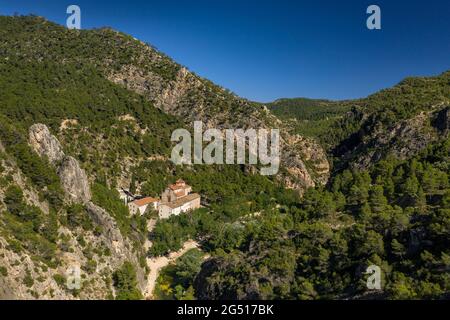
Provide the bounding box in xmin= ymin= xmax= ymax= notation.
xmin=143 ymin=218 xmax=199 ymax=299
xmin=144 ymin=240 xmax=199 ymax=299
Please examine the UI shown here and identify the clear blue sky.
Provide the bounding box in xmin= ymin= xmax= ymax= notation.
xmin=1 ymin=0 xmax=449 ymax=102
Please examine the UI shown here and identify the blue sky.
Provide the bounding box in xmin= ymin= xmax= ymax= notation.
xmin=1 ymin=0 xmax=449 ymax=102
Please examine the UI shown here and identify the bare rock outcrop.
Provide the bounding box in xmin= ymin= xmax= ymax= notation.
xmin=107 ymin=59 xmax=330 ymax=192
xmin=29 ymin=123 xmax=65 ymax=164
xmin=282 ymin=134 xmax=330 ymax=189
xmin=350 ymin=105 xmax=448 ymax=170
xmin=100 ymin=35 xmax=331 ymax=193
xmin=58 ymin=156 xmax=91 ymax=203
xmin=85 ymin=202 xmax=147 ymax=291
xmin=29 ymin=124 xmax=91 ymax=203
xmin=27 ymin=123 xmax=147 ymax=294
xmin=85 ymin=202 xmax=125 ymax=253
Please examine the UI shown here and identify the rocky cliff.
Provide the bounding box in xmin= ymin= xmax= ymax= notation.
xmin=332 ymin=103 xmax=450 ymax=171
xmin=105 ymin=39 xmax=329 ymax=191
xmin=0 ymin=16 xmax=330 ymax=193
xmin=29 ymin=124 xmax=91 ymax=203
xmin=0 ymin=124 xmax=147 ymax=299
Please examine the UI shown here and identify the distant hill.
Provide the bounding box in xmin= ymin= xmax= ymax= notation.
xmin=266 ymin=72 xmax=450 ymax=171
xmin=268 ymin=97 xmax=338 ymax=120
xmin=266 ymin=97 xmax=351 ymax=139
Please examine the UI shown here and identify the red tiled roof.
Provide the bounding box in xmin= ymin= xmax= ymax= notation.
xmin=169 ymin=180 xmax=190 ymax=191
xmin=132 ymin=197 xmax=159 ymax=207
xmin=174 ymin=190 xmax=185 ymax=197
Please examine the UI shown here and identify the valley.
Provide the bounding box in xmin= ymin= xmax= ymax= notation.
xmin=0 ymin=15 xmax=448 ymax=300
xmin=145 ymin=239 xmax=199 ymax=299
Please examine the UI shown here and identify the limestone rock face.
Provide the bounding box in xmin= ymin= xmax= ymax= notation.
xmin=58 ymin=156 xmax=92 ymax=203
xmin=84 ymin=202 xmax=147 ymax=290
xmin=108 ymin=60 xmax=330 ymax=193
xmin=102 ymin=35 xmax=331 ymax=193
xmin=29 ymin=124 xmax=91 ymax=203
xmin=344 ymin=104 xmax=449 ymax=171
xmin=282 ymin=134 xmax=330 ymax=190
xmin=29 ymin=123 xmax=65 ymax=164
xmin=24 ymin=124 xmax=147 ymax=297
xmin=85 ymin=202 xmax=124 ymax=248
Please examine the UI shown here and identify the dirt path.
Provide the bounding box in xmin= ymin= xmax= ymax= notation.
xmin=144 ymin=239 xmax=199 ymax=299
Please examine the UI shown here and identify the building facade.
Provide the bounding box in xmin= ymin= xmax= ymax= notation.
xmin=158 ymin=193 xmax=201 ymax=219
xmin=128 ymin=197 xmax=159 ymax=216
xmin=125 ymin=179 xmax=201 ymax=219
xmin=158 ymin=179 xmax=201 ymax=219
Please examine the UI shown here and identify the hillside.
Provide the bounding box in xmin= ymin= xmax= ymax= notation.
xmin=267 ymin=73 xmax=450 ymax=170
xmin=267 ymin=97 xmax=351 ymax=139
xmin=192 ymin=73 xmax=449 ymax=300
xmin=0 ymin=15 xmax=449 ymax=300
xmin=0 ymin=15 xmax=312 ymax=299
xmin=328 ymin=72 xmax=450 ymax=171
xmin=0 ymin=15 xmax=330 ymax=192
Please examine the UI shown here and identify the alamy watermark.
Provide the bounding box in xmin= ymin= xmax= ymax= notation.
xmin=66 ymin=264 xmax=81 ymax=290
xmin=65 ymin=4 xmax=380 ymax=31
xmin=367 ymin=5 xmax=381 ymax=30
xmin=366 ymin=265 xmax=382 ymax=290
xmin=62 ymin=4 xmax=380 ymax=175
xmin=171 ymin=121 xmax=280 ymax=176
xmin=66 ymin=5 xmax=81 ymax=30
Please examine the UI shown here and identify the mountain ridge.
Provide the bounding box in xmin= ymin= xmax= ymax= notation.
xmin=0 ymin=15 xmax=330 ymax=192
xmin=0 ymin=15 xmax=448 ymax=300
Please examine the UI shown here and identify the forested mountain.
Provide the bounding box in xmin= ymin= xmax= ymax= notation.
xmin=0 ymin=15 xmax=329 ymax=192
xmin=191 ymin=72 xmax=449 ymax=300
xmin=0 ymin=15 xmax=449 ymax=300
xmin=267 ymin=97 xmax=351 ymax=139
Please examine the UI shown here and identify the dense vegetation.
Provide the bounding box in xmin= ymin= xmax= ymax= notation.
xmin=0 ymin=184 xmax=58 ymax=267
xmin=0 ymin=15 xmax=448 ymax=300
xmin=112 ymin=262 xmax=143 ymax=300
xmin=267 ymin=98 xmax=351 ymax=139
xmin=0 ymin=58 xmax=181 ymax=180
xmin=268 ymin=73 xmax=450 ymax=154
xmin=0 ymin=117 xmax=62 ymax=268
xmin=154 ymin=249 xmax=204 ymax=300
xmin=325 ymin=72 xmax=450 ymax=153
xmin=143 ymin=131 xmax=449 ymax=300
xmin=148 ymin=76 xmax=449 ymax=299
xmin=191 ymin=140 xmax=450 ymax=299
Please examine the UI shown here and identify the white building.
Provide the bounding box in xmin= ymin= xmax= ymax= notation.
xmin=158 ymin=179 xmax=201 ymax=219
xmin=158 ymin=193 xmax=201 ymax=219
xmin=128 ymin=197 xmax=159 ymax=216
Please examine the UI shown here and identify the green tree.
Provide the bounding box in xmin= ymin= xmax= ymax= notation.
xmin=369 ymin=185 xmax=388 ymax=214
xmin=112 ymin=262 xmax=143 ymax=300
xmin=391 ymin=239 xmax=405 ymax=258
xmin=173 ymin=249 xmax=204 ymax=288
xmin=4 ymin=185 xmax=25 ymax=215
